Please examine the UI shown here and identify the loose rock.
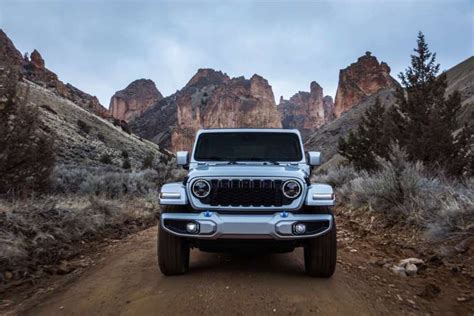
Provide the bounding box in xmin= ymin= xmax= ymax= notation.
xmin=454 ymin=237 xmax=473 ymax=254
xmin=405 ymin=263 xmax=418 ymax=276
xmin=399 ymin=258 xmax=424 ymax=267
xmin=391 ymin=265 xmax=407 ymax=277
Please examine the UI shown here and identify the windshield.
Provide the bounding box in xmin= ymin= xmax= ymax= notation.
xmin=194 ymin=132 xmax=303 ymax=162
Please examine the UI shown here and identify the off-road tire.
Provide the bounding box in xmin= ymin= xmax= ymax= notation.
xmin=158 ymin=205 xmax=190 ymax=275
xmin=303 ymin=206 xmax=337 ymax=278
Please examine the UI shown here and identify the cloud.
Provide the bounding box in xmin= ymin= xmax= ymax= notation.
xmin=0 ymin=0 xmax=472 ymax=106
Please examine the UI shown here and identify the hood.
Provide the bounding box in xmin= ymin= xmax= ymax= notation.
xmin=187 ymin=164 xmax=308 ymax=180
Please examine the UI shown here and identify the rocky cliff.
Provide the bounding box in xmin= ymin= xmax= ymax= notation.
xmin=109 ymin=79 xmax=163 ymax=121
xmin=131 ymin=69 xmax=282 ymax=152
xmin=277 ymin=81 xmax=335 ymax=138
xmin=334 ymin=52 xmax=398 ymax=117
xmin=0 ymin=29 xmax=108 ymax=117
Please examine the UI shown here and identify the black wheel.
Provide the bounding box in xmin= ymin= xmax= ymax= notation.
xmin=158 ymin=205 xmax=190 ymax=275
xmin=303 ymin=206 xmax=337 ymax=278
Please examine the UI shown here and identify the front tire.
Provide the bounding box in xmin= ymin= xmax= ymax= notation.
xmin=303 ymin=206 xmax=337 ymax=278
xmin=158 ymin=205 xmax=190 ymax=275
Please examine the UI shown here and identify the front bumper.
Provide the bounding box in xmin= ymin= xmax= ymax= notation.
xmin=160 ymin=212 xmax=333 ymax=240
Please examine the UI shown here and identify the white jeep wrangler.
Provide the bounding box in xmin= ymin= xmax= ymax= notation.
xmin=158 ymin=129 xmax=336 ymax=277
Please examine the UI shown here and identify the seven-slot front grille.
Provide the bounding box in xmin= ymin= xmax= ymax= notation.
xmin=202 ymin=179 xmax=294 ymax=207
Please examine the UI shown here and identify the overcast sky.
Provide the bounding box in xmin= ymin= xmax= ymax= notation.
xmin=1 ymin=0 xmax=472 ymax=107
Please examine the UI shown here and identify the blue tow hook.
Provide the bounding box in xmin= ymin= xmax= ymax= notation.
xmin=204 ymin=210 xmax=213 ymax=217
xmin=280 ymin=211 xmax=289 ymax=218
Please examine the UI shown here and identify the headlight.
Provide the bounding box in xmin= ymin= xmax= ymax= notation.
xmin=282 ymin=180 xmax=302 ymax=199
xmin=191 ymin=179 xmax=211 ymax=198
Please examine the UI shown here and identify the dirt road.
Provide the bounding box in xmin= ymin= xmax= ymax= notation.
xmin=22 ymin=228 xmax=388 ymax=316
xmin=16 ymin=217 xmax=473 ymax=316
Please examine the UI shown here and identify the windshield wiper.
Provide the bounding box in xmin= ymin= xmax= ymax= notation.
xmin=244 ymin=158 xmax=280 ymax=165
xmin=201 ymin=156 xmax=226 ymax=161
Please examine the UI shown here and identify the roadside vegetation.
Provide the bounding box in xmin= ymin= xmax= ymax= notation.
xmin=316 ymin=147 xmax=473 ymax=239
xmin=0 ymin=65 xmax=186 ymax=286
xmin=326 ymin=33 xmax=473 ymax=241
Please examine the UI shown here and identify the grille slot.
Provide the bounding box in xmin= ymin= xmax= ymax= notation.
xmin=206 ymin=179 xmax=293 ymax=207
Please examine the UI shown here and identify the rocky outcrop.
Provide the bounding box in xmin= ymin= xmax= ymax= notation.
xmin=0 ymin=29 xmax=108 ymax=117
xmin=0 ymin=29 xmax=23 ymax=67
xmin=109 ymin=79 xmax=163 ymax=121
xmin=277 ymin=81 xmax=335 ymax=138
xmin=185 ymin=68 xmax=230 ymax=88
xmin=323 ymin=96 xmax=335 ymax=122
xmin=131 ymin=69 xmax=282 ymax=152
xmin=334 ymin=52 xmax=398 ymax=117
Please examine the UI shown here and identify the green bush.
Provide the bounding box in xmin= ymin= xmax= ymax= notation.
xmin=77 ymin=119 xmax=91 ymax=134
xmin=142 ymin=152 xmax=154 ymax=169
xmin=122 ymin=159 xmax=131 ymax=170
xmin=99 ymin=153 xmax=112 ymax=165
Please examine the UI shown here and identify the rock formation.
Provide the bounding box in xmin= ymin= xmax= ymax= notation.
xmin=277 ymin=81 xmax=335 ymax=138
xmin=131 ymin=69 xmax=282 ymax=152
xmin=334 ymin=52 xmax=398 ymax=117
xmin=0 ymin=29 xmax=108 ymax=117
xmin=323 ymin=96 xmax=335 ymax=122
xmin=109 ymin=79 xmax=163 ymax=121
xmin=0 ymin=29 xmax=23 ymax=66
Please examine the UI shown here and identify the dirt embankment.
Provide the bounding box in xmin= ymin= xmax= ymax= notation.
xmin=3 ymin=209 xmax=473 ymax=316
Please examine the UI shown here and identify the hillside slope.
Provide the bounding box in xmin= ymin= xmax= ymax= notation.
xmin=21 ymin=80 xmax=170 ymax=168
xmin=445 ymin=56 xmax=474 ymax=124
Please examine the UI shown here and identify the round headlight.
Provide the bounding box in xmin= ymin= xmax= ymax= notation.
xmin=282 ymin=180 xmax=302 ymax=199
xmin=192 ymin=179 xmax=211 ymax=198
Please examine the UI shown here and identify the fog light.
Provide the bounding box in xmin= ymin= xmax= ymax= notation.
xmin=186 ymin=222 xmax=199 ymax=234
xmin=294 ymin=223 xmax=306 ymax=234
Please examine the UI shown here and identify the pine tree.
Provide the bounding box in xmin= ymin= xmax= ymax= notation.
xmin=389 ymin=32 xmax=463 ymax=171
xmin=338 ymin=98 xmax=389 ymax=171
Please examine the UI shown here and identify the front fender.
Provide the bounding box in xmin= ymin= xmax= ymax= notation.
xmin=305 ymin=183 xmax=335 ymax=206
xmin=159 ymin=182 xmax=188 ymax=205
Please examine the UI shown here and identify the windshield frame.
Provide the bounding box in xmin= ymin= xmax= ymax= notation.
xmin=191 ymin=129 xmax=305 ymax=164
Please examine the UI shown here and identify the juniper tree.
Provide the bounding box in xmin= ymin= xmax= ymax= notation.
xmin=338 ymin=98 xmax=389 ymax=171
xmin=388 ymin=32 xmax=467 ymax=174
xmin=0 ymin=66 xmax=55 ymax=196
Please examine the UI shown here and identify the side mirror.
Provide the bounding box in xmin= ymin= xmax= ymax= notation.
xmin=176 ymin=151 xmax=189 ymax=167
xmin=307 ymin=151 xmax=321 ymax=166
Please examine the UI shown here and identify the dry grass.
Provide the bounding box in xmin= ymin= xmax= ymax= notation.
xmin=315 ymin=147 xmax=474 ymax=240
xmin=52 ymin=160 xmax=186 ymax=198
xmin=0 ymin=162 xmax=186 ymax=284
xmin=0 ymin=195 xmax=159 ymax=283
